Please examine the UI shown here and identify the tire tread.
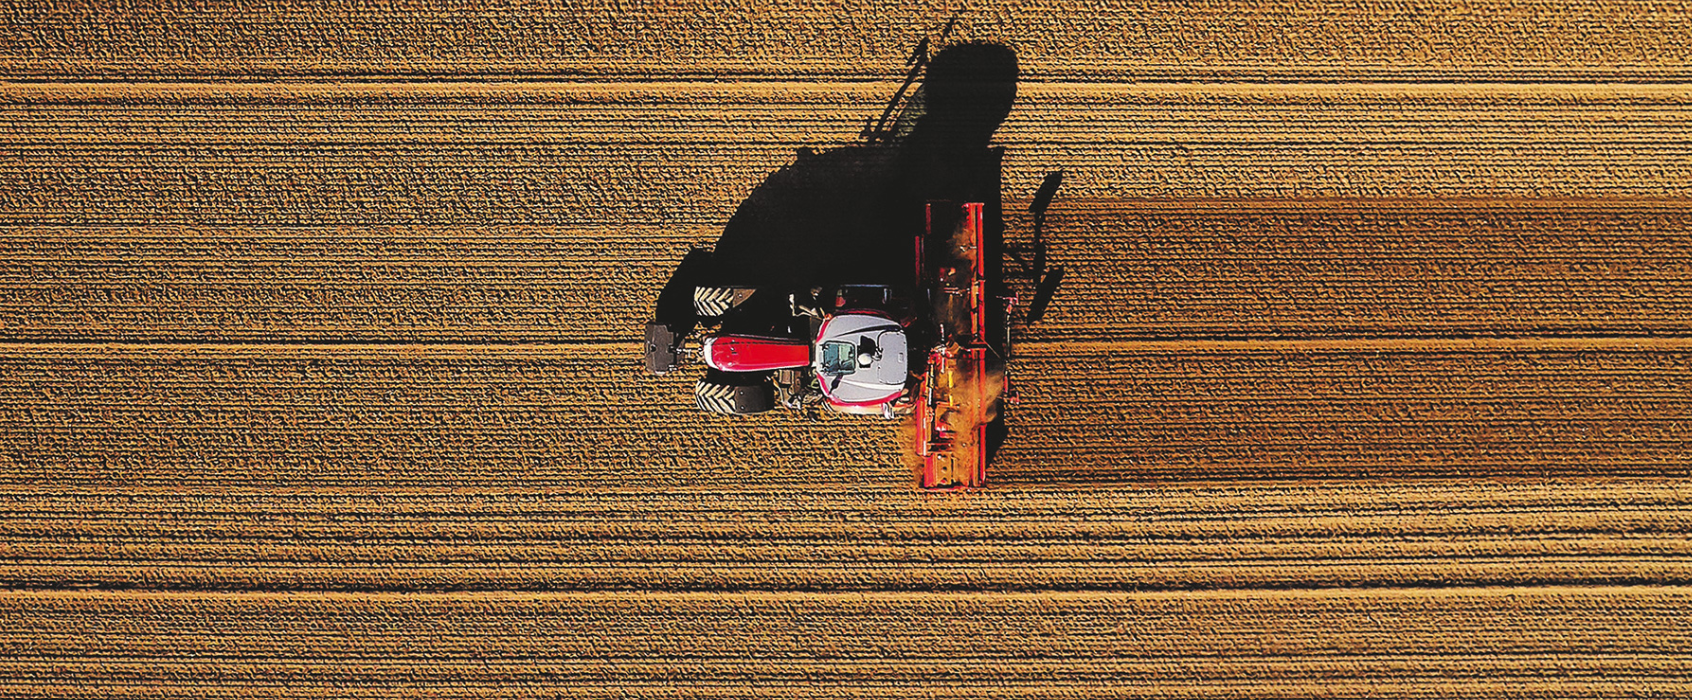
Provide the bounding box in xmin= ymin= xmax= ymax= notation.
xmin=693 ymin=286 xmax=735 ymax=319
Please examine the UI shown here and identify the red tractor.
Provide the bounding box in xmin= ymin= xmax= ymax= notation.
xmin=645 ymin=201 xmax=1008 ymax=489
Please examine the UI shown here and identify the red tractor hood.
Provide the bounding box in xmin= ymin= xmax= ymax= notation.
xmin=702 ymin=335 xmax=811 ymax=373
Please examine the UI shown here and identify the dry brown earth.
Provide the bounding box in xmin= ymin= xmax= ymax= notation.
xmin=3 ymin=1 xmax=1692 ymax=697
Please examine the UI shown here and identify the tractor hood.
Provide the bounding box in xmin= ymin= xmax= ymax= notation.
xmin=814 ymin=313 xmax=908 ymax=407
xmin=701 ymin=334 xmax=811 ymax=373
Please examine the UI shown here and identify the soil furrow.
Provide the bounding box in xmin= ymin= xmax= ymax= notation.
xmin=7 ymin=0 xmax=1692 ymax=81
xmin=2 ymin=200 xmax=1691 ymax=341
xmin=0 ymin=343 xmax=1685 ymax=485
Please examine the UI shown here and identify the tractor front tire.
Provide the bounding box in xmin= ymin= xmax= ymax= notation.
xmin=693 ymin=286 xmax=738 ymax=320
xmin=695 ymin=377 xmax=774 ymax=416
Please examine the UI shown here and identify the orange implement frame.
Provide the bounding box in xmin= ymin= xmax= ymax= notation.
xmin=917 ymin=202 xmax=995 ymax=490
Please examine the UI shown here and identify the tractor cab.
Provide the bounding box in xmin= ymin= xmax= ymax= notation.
xmin=814 ymin=312 xmax=908 ymax=411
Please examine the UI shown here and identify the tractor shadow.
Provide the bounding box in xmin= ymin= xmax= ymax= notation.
xmin=655 ymin=41 xmax=1022 ymax=337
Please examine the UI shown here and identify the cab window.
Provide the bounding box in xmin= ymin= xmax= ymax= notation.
xmin=819 ymin=341 xmax=857 ymax=375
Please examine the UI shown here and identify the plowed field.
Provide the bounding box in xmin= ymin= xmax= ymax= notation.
xmin=4 ymin=2 xmax=1692 ymax=697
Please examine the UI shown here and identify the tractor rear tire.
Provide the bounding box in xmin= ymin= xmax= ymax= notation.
xmin=695 ymin=377 xmax=774 ymax=416
xmin=693 ymin=286 xmax=738 ymax=320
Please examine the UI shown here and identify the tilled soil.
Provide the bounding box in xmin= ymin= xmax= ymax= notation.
xmin=3 ymin=2 xmax=1692 ymax=697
